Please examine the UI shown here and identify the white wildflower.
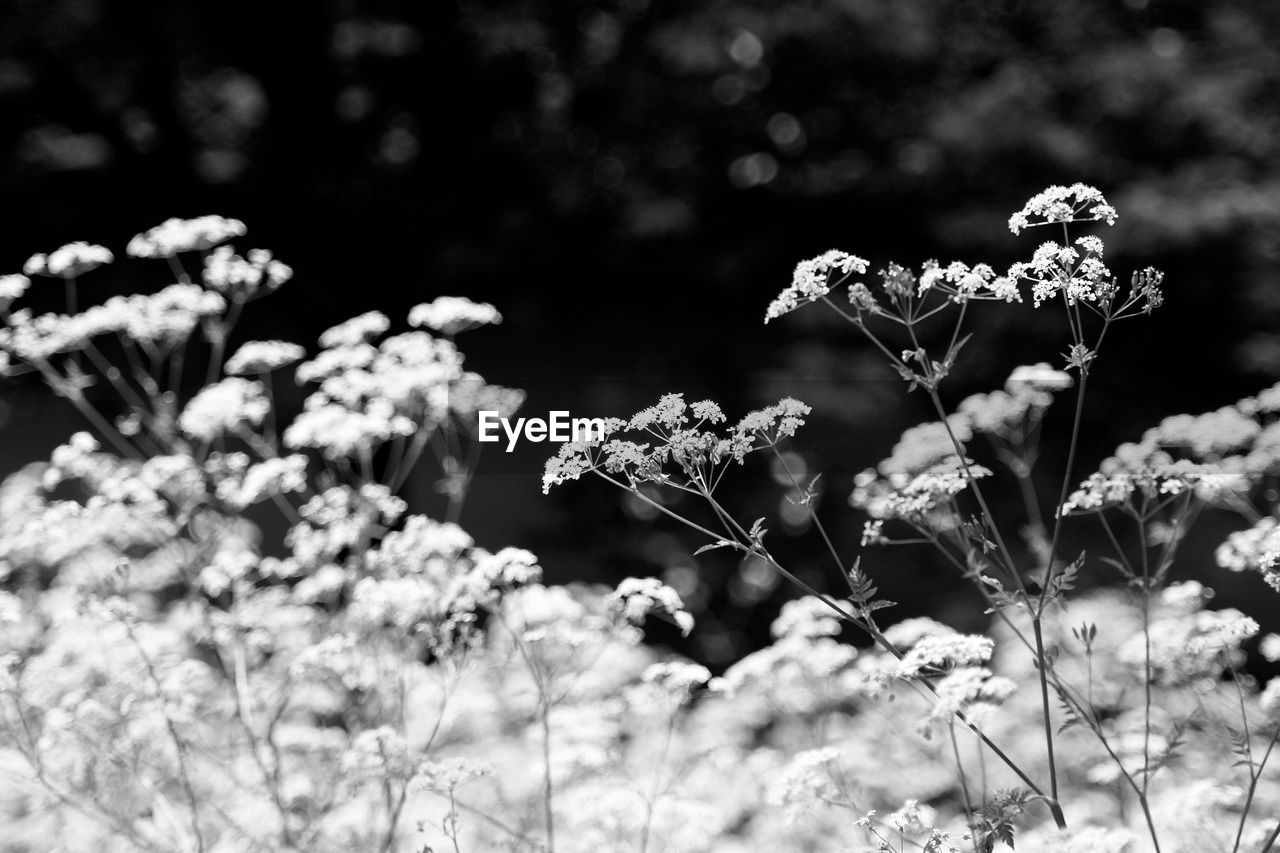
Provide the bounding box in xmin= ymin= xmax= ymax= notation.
xmin=0 ymin=274 xmax=31 ymax=301
xmin=411 ymin=757 xmax=494 ymax=792
xmin=408 ymin=296 xmax=502 ymax=334
xmin=1007 ymin=362 xmax=1073 ymax=394
xmin=606 ymin=577 xmax=695 ymax=636
xmin=282 ymin=398 xmax=415 ymax=459
xmin=771 ymin=596 xmax=850 ymax=640
xmin=24 ymin=242 xmax=113 ymax=278
xmin=127 ymin=215 xmax=247 ymax=258
xmin=318 ymin=310 xmax=390 ymax=348
xmin=1008 ymin=183 xmax=1117 ymax=234
xmin=225 ymin=340 xmax=306 ymax=375
xmin=765 ymin=250 xmax=867 ymax=323
xmin=895 ymin=634 xmax=993 ymax=678
xmin=179 ymin=378 xmax=270 ymax=441
xmin=767 ymin=748 xmax=843 ymax=822
xmin=202 ymin=246 xmax=292 ymax=298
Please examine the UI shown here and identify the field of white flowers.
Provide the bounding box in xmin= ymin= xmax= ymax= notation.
xmin=2 ymin=188 xmax=1280 ymax=852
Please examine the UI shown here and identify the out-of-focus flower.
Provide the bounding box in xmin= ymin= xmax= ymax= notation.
xmin=127 ymin=215 xmax=246 ymax=258
xmin=319 ymin=310 xmax=390 ymax=348
xmin=179 ymin=377 xmax=270 ymax=441
xmin=408 ymin=296 xmax=502 ymax=334
xmin=0 ymin=274 xmax=31 ymax=302
xmin=203 ymin=246 xmax=292 ymax=299
xmin=24 ymin=242 xmax=113 ymax=278
xmin=606 ymin=577 xmax=695 ymax=636
xmin=225 ymin=340 xmax=306 ymax=375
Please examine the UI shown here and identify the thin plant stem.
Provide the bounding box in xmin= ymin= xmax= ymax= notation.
xmin=1233 ymin=726 xmax=1280 ymax=853
xmin=604 ymin=474 xmax=1056 ymax=808
xmin=948 ymin=721 xmax=976 ymax=852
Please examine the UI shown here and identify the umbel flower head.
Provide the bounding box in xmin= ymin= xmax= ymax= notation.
xmin=542 ymin=393 xmax=810 ymax=493
xmin=24 ymin=242 xmax=114 ymax=279
xmin=765 ymin=250 xmax=867 ymax=323
xmin=766 ymin=184 xmax=1160 ymax=327
xmin=0 ymin=274 xmax=30 ymax=303
xmin=126 ymin=215 xmax=247 ymax=258
xmin=409 ymin=296 xmax=502 ymax=334
xmin=1007 ymin=183 xmax=1118 ymax=234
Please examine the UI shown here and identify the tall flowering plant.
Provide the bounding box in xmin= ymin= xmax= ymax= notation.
xmin=545 ymin=185 xmax=1280 ymax=852
xmin=0 ymin=220 xmax=564 ymax=852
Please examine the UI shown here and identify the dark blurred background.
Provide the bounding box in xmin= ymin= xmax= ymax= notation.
xmin=4 ymin=0 xmax=1280 ymax=664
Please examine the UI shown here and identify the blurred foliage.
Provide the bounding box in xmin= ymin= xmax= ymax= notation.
xmin=3 ymin=0 xmax=1280 ymax=661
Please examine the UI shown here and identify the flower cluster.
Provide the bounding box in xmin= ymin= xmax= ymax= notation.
xmin=0 ymin=283 xmax=227 ymax=362
xmin=959 ymin=363 xmax=1073 ymax=439
xmin=764 ymin=250 xmax=867 ymax=322
xmin=1058 ymin=382 xmax=1280 ymax=517
xmin=202 ymin=246 xmax=293 ymax=299
xmin=24 ymin=242 xmax=114 ymax=278
xmin=126 ymin=215 xmax=247 ymax=258
xmin=179 ymin=377 xmax=270 ymax=441
xmin=542 ymin=393 xmax=809 ymax=493
xmin=851 ymin=457 xmax=992 ymax=524
xmin=408 ymin=296 xmax=502 ymax=334
xmin=606 ymin=577 xmax=695 ymax=636
xmin=1007 ymin=237 xmax=1113 ymax=307
xmin=1007 ymin=183 xmax=1118 ymax=234
xmin=224 ymin=339 xmax=306 ymax=375
xmin=1115 ymin=581 xmax=1258 ymax=685
xmin=916 ymin=259 xmax=1021 ymax=302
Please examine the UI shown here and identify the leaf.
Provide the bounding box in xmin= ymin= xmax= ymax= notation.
xmin=946 ymin=332 xmax=974 ymax=364
xmin=1037 ymin=551 xmax=1083 ymax=610
xmin=1228 ymin=727 xmax=1253 ymax=767
xmin=694 ymin=540 xmax=734 ymax=556
xmin=1099 ymin=556 xmax=1133 ymax=580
